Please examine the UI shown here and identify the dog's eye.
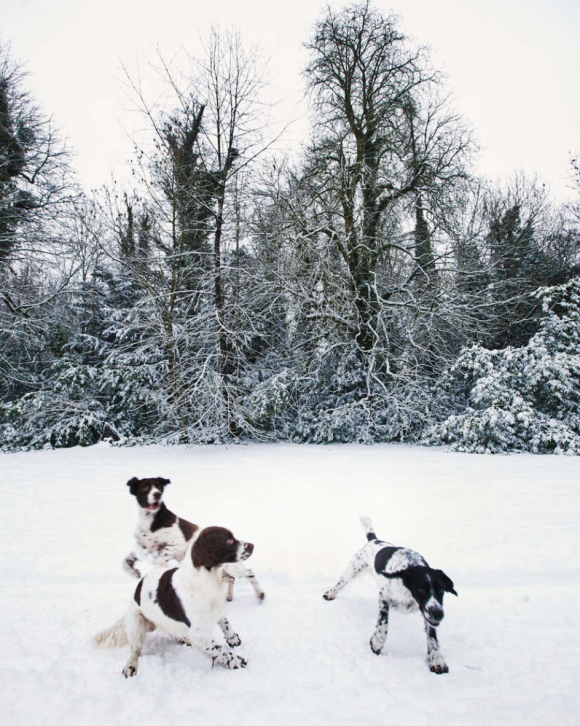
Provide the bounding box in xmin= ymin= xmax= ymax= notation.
xmin=227 ymin=539 xmax=234 ymax=545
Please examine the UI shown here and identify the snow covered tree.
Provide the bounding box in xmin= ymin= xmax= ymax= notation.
xmin=0 ymin=42 xmax=72 ymax=263
xmin=428 ymin=278 xmax=580 ymax=453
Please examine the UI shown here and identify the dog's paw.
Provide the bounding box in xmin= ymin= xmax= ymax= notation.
xmin=369 ymin=636 xmax=384 ymax=655
xmin=257 ymin=591 xmax=265 ymax=602
xmin=228 ymin=654 xmax=247 ymax=670
xmin=226 ymin=595 xmax=233 ymax=602
xmin=323 ymin=590 xmax=337 ymax=601
xmin=429 ymin=661 xmax=449 ymax=674
xmin=122 ymin=563 xmax=141 ymax=579
xmin=226 ymin=633 xmax=242 ymax=648
xmin=122 ymin=663 xmax=138 ymax=678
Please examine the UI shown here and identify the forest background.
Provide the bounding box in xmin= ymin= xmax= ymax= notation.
xmin=2 ymin=1 xmax=580 ymax=454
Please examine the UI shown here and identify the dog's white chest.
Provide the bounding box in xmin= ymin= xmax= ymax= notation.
xmin=134 ymin=517 xmax=187 ymax=560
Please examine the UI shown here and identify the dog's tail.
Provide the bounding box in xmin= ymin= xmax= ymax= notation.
xmin=93 ymin=616 xmax=129 ymax=649
xmin=360 ymin=515 xmax=378 ymax=541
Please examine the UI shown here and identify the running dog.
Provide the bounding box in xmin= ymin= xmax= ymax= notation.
xmin=323 ymin=517 xmax=457 ymax=674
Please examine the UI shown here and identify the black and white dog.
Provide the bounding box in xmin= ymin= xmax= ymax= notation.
xmin=95 ymin=526 xmax=253 ymax=677
xmin=122 ymin=477 xmax=265 ymax=602
xmin=323 ymin=517 xmax=457 ymax=674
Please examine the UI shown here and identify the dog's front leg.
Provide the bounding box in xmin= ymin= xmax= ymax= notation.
xmin=425 ymin=622 xmax=448 ymax=674
xmin=323 ymin=547 xmax=368 ymax=600
xmin=217 ymin=617 xmax=241 ymax=647
xmin=370 ymin=595 xmax=390 ymax=655
xmin=122 ymin=552 xmax=141 ymax=579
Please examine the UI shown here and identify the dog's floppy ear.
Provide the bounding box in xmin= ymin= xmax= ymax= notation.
xmin=191 ymin=526 xmax=236 ymax=570
xmin=435 ymin=569 xmax=458 ymax=596
xmin=126 ymin=477 xmax=140 ymax=495
xmin=157 ymin=477 xmax=171 ymax=486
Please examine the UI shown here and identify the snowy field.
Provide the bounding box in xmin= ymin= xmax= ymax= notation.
xmin=2 ymin=442 xmax=580 ymax=726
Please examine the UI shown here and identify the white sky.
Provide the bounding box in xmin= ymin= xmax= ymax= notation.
xmin=4 ymin=0 xmax=580 ymax=201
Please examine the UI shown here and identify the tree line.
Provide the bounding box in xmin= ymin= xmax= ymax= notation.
xmin=2 ymin=3 xmax=580 ymax=453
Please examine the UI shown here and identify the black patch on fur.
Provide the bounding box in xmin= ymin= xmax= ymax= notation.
xmin=134 ymin=579 xmax=144 ymax=606
xmin=374 ymin=547 xmax=402 ymax=574
xmin=178 ymin=518 xmax=199 ymax=542
xmin=156 ymin=568 xmax=191 ymax=627
xmin=151 ymin=504 xmax=177 ymax=532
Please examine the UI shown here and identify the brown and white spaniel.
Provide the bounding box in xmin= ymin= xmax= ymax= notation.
xmin=96 ymin=526 xmax=254 ymax=677
xmin=122 ymin=476 xmax=264 ymax=602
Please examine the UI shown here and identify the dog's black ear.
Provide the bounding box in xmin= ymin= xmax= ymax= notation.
xmin=127 ymin=477 xmax=140 ymax=495
xmin=436 ymin=570 xmax=458 ymax=596
xmin=157 ymin=477 xmax=171 ymax=486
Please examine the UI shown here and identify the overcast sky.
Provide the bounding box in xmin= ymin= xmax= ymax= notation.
xmin=4 ymin=0 xmax=580 ymax=201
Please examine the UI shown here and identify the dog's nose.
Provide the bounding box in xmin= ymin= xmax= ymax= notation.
xmin=427 ymin=606 xmax=444 ymax=623
xmin=152 ymin=491 xmax=161 ymax=501
xmin=245 ymin=542 xmax=254 ymax=555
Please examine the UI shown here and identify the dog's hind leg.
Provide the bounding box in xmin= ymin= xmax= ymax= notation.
xmin=222 ymin=570 xmax=235 ymax=602
xmin=217 ymin=617 xmax=241 ymax=647
xmin=243 ymin=568 xmax=265 ymax=601
xmin=226 ymin=563 xmax=265 ymax=602
xmin=425 ymin=622 xmax=448 ymax=674
xmin=370 ymin=594 xmax=390 ymax=655
xmin=122 ymin=604 xmax=152 ymax=678
xmin=122 ymin=552 xmax=141 ymax=579
xmin=323 ymin=546 xmax=369 ymax=600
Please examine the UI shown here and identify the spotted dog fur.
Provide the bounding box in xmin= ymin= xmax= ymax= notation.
xmin=122 ymin=477 xmax=265 ymax=603
xmin=323 ymin=517 xmax=458 ymax=674
xmin=95 ymin=526 xmax=254 ymax=677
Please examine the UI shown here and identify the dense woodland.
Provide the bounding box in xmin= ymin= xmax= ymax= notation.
xmin=2 ymin=3 xmax=580 ymax=453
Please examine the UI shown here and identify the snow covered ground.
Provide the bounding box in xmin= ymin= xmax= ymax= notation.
xmin=1 ymin=442 xmax=579 ymax=726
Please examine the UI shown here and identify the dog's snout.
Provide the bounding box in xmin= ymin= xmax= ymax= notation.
xmin=152 ymin=491 xmax=162 ymax=501
xmin=236 ymin=540 xmax=254 ymax=562
xmin=426 ymin=605 xmax=444 ymax=624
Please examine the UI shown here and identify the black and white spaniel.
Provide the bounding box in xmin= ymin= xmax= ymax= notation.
xmin=122 ymin=477 xmax=264 ymax=602
xmin=323 ymin=517 xmax=457 ymax=674
xmin=95 ymin=526 xmax=253 ymax=677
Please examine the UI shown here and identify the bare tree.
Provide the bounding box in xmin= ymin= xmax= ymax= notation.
xmin=303 ymin=2 xmax=472 ymax=361
xmin=99 ymin=32 xmax=269 ymax=440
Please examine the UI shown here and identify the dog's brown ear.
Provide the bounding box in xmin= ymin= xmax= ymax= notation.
xmin=436 ymin=570 xmax=458 ymax=596
xmin=191 ymin=526 xmax=236 ymax=570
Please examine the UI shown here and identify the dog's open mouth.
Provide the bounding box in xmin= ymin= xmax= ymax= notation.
xmin=147 ymin=502 xmax=161 ymax=511
xmin=424 ymin=616 xmax=441 ymax=627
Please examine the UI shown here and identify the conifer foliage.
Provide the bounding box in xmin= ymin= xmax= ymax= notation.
xmin=428 ymin=279 xmax=580 ymax=453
